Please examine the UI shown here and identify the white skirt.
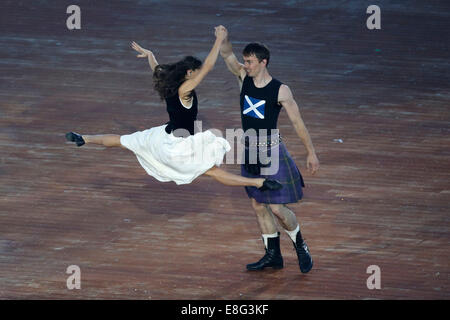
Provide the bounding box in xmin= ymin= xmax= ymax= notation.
xmin=120 ymin=124 xmax=231 ymax=185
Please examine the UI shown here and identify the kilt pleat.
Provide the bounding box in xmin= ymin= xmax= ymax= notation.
xmin=241 ymin=142 xmax=305 ymax=204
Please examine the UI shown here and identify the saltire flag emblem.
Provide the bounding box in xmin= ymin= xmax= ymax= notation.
xmin=243 ymin=95 xmax=265 ymax=119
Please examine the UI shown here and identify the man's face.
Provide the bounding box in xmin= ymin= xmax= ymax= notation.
xmin=243 ymin=54 xmax=265 ymax=77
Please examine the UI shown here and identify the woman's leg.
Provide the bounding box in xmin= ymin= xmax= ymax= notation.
xmin=83 ymin=134 xmax=124 ymax=148
xmin=66 ymin=132 xmax=125 ymax=148
xmin=204 ymin=166 xmax=265 ymax=188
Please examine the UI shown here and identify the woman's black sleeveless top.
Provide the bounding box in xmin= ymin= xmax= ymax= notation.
xmin=164 ymin=91 xmax=198 ymax=136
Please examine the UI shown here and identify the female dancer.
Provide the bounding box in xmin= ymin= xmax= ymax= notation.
xmin=66 ymin=26 xmax=282 ymax=191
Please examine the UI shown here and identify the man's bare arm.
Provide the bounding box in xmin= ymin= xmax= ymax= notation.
xmin=220 ymin=30 xmax=246 ymax=87
xmin=279 ymin=84 xmax=320 ymax=174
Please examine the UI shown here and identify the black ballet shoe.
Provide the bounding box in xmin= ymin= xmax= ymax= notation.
xmin=65 ymin=132 xmax=85 ymax=147
xmin=258 ymin=179 xmax=283 ymax=191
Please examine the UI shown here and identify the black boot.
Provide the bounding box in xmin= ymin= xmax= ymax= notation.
xmin=293 ymin=231 xmax=313 ymax=273
xmin=65 ymin=132 xmax=85 ymax=147
xmin=258 ymin=179 xmax=283 ymax=191
xmin=246 ymin=233 xmax=284 ymax=271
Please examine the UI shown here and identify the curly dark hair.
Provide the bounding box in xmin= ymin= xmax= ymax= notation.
xmin=153 ymin=56 xmax=202 ymax=99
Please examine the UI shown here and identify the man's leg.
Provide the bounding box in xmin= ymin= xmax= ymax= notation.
xmin=246 ymin=199 xmax=283 ymax=271
xmin=251 ymin=199 xmax=278 ymax=235
xmin=267 ymin=204 xmax=298 ymax=232
xmin=268 ymin=204 xmax=313 ymax=273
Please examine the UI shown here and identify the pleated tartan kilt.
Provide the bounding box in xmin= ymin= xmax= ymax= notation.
xmin=241 ymin=142 xmax=305 ymax=204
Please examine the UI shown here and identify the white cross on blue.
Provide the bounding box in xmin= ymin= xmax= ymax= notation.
xmin=243 ymin=95 xmax=266 ymax=119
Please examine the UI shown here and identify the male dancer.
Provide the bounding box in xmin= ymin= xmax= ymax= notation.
xmin=219 ymin=27 xmax=320 ymax=272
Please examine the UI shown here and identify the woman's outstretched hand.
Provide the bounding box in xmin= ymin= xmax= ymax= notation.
xmin=131 ymin=41 xmax=152 ymax=58
xmin=214 ymin=25 xmax=228 ymax=42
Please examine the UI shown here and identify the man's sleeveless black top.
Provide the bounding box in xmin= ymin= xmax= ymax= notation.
xmin=240 ymin=76 xmax=283 ymax=136
xmin=164 ymin=91 xmax=198 ymax=136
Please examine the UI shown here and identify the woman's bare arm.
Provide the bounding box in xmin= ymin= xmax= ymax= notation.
xmin=178 ymin=26 xmax=227 ymax=97
xmin=131 ymin=41 xmax=159 ymax=72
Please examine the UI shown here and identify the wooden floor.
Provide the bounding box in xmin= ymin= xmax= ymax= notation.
xmin=0 ymin=0 xmax=449 ymax=299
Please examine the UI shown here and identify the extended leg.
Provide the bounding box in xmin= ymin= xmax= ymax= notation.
xmin=83 ymin=134 xmax=123 ymax=148
xmin=66 ymin=132 xmax=124 ymax=148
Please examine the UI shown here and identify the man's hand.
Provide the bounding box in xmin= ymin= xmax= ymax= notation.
xmin=306 ymin=152 xmax=320 ymax=175
xmin=219 ymin=26 xmax=232 ymax=58
xmin=131 ymin=41 xmax=152 ymax=58
xmin=214 ymin=25 xmax=228 ymax=42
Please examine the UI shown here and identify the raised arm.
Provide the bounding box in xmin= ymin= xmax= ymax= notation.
xmin=131 ymin=41 xmax=159 ymax=72
xmin=219 ymin=27 xmax=246 ymax=86
xmin=279 ymin=84 xmax=320 ymax=175
xmin=178 ymin=26 xmax=227 ymax=97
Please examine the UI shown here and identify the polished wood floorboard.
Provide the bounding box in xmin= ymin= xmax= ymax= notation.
xmin=0 ymin=0 xmax=449 ymax=299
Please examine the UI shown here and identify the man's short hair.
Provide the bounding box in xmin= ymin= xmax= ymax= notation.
xmin=243 ymin=43 xmax=270 ymax=66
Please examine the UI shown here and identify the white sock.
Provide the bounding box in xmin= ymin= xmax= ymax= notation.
xmin=284 ymin=224 xmax=300 ymax=243
xmin=262 ymin=232 xmax=279 ymax=249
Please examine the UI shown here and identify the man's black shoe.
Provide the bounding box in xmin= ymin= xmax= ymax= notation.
xmin=247 ymin=233 xmax=283 ymax=271
xmin=293 ymin=232 xmax=313 ymax=273
xmin=258 ymin=179 xmax=283 ymax=192
xmin=66 ymin=132 xmax=85 ymax=147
